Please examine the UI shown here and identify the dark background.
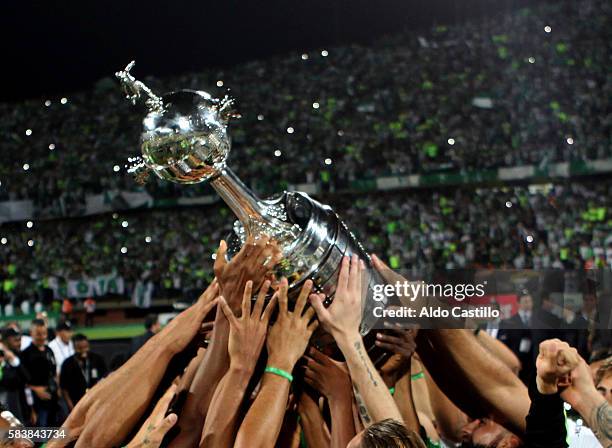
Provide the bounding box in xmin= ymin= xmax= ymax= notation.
xmin=1 ymin=0 xmax=549 ymax=102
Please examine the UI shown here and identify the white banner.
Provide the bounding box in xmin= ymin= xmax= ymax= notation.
xmin=49 ymin=273 xmax=125 ymax=299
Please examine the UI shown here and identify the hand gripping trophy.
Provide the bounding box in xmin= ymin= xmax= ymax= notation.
xmin=116 ymin=62 xmax=390 ymax=357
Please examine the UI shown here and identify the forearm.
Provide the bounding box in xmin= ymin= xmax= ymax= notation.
xmin=337 ymin=332 xmax=402 ymax=425
xmin=170 ymin=308 xmax=230 ymax=448
xmin=421 ymin=363 xmax=467 ymax=444
xmin=329 ymin=395 xmax=356 ymax=448
xmin=571 ymin=389 xmax=611 ymax=447
xmin=199 ymin=365 xmax=252 ymax=448
xmin=299 ymin=403 xmax=331 ymax=448
xmin=394 ymin=374 xmax=421 ymax=435
xmin=234 ymin=374 xmax=291 ymax=448
xmin=525 ymin=387 xmax=567 ymax=448
xmin=421 ymin=329 xmax=529 ymax=435
xmin=475 ymin=330 xmax=521 ymax=374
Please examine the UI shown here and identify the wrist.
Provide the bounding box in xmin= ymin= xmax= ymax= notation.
xmin=267 ymin=355 xmax=296 ymax=373
xmin=536 ymin=376 xmax=558 ymax=395
xmin=335 ymin=330 xmax=362 ymax=352
xmin=571 ymin=387 xmax=606 ymax=417
xmin=228 ymin=361 xmax=256 ymax=379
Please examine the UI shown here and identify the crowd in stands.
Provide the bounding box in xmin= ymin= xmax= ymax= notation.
xmin=0 ymin=243 xmax=610 ymax=447
xmin=1 ymin=180 xmax=610 ymax=306
xmin=0 ymin=0 xmax=610 ymax=215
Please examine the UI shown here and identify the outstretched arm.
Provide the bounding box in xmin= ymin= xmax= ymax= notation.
xmin=304 ymin=348 xmax=356 ymax=448
xmin=234 ymin=279 xmax=318 ymax=448
xmin=561 ymin=350 xmax=611 ymax=447
xmin=51 ymin=281 xmax=219 ymax=448
xmin=199 ymin=280 xmax=276 ymax=448
xmin=169 ymin=237 xmax=280 ymax=447
xmin=311 ymin=255 xmax=402 ymax=426
xmin=474 ymin=329 xmax=521 ymax=375
xmin=417 ymin=329 xmax=530 ymax=436
xmin=297 ymin=393 xmax=331 ymax=448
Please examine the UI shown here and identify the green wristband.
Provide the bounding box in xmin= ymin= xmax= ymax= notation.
xmin=411 ymin=372 xmax=425 ymax=380
xmin=389 ymin=387 xmax=396 ymax=396
xmin=264 ymin=366 xmax=293 ymax=383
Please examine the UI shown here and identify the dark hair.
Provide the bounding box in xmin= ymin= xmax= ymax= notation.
xmin=56 ymin=321 xmax=72 ymax=332
xmin=144 ymin=314 xmax=159 ymax=331
xmin=72 ymin=333 xmax=88 ymax=343
xmin=31 ymin=318 xmax=46 ymax=328
xmin=360 ymin=419 xmax=426 ymax=448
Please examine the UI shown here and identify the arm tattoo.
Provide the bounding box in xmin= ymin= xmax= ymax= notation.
xmin=353 ymin=384 xmax=372 ymax=425
xmin=354 ymin=341 xmax=378 ymax=387
xmin=589 ymin=401 xmax=611 ymax=446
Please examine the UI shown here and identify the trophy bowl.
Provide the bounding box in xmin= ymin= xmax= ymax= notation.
xmin=140 ymin=90 xmax=231 ymax=184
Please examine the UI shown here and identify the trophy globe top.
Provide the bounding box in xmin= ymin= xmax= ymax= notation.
xmin=140 ymin=89 xmax=233 ymax=184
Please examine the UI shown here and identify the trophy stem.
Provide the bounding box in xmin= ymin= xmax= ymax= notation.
xmin=210 ymin=168 xmax=267 ymax=235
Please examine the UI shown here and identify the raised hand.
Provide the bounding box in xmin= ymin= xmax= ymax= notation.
xmin=220 ymin=279 xmax=277 ymax=373
xmin=376 ymin=324 xmax=418 ymax=387
xmin=214 ymin=236 xmax=282 ymax=312
xmin=126 ymin=384 xmax=179 ymax=448
xmin=309 ymin=255 xmax=365 ymax=340
xmin=164 ymin=280 xmax=219 ymax=354
xmin=267 ymin=278 xmax=319 ymax=372
xmin=536 ymin=338 xmax=579 ymax=394
xmin=304 ymin=348 xmax=352 ymax=402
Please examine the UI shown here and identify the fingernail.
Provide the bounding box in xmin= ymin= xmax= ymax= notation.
xmin=376 ymin=333 xmax=382 ymax=339
xmin=375 ymin=341 xmax=381 ymax=346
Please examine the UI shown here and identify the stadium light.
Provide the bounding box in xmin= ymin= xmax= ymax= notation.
xmin=312 ymin=102 xmax=320 ymax=109
xmin=216 ymin=80 xmax=224 ymax=87
xmin=287 ymin=127 xmax=294 ymax=134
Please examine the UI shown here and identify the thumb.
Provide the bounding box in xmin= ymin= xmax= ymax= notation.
xmin=309 ymin=293 xmax=328 ymax=321
xmin=154 ymin=413 xmax=177 ymax=437
xmin=214 ymin=240 xmax=228 ymax=273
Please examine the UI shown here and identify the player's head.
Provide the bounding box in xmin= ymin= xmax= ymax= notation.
xmin=347 ymin=419 xmax=426 ymax=448
xmin=30 ymin=318 xmax=48 ymax=347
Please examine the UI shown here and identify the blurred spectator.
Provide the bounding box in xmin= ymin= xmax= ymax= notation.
xmin=59 ymin=334 xmax=107 ymax=412
xmin=20 ymin=319 xmax=59 ymax=426
xmin=48 ymin=321 xmax=74 ymax=376
xmin=84 ymin=297 xmax=96 ymax=327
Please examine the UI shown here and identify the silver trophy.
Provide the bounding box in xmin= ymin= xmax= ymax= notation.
xmin=116 ymin=62 xmax=389 ymax=348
